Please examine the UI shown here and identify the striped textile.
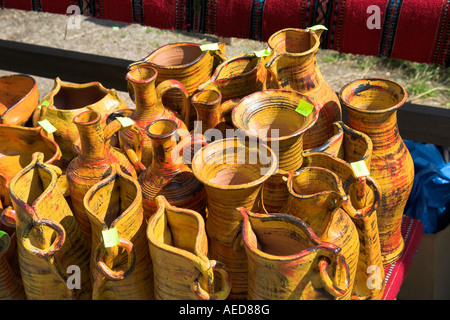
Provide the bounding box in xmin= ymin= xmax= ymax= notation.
xmin=1 ymin=0 xmax=449 ymax=66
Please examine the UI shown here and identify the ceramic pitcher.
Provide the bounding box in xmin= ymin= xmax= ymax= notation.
xmin=239 ymin=208 xmax=351 ymax=300
xmin=84 ymin=163 xmax=154 ymax=300
xmin=136 ymin=119 xmax=207 ymax=219
xmin=0 ymin=74 xmax=39 ymax=126
xmin=339 ymin=78 xmax=414 ymax=265
xmin=67 ymin=110 xmax=140 ymax=246
xmin=119 ymin=65 xmax=191 ymax=169
xmin=0 ymin=231 xmax=26 ymax=300
xmin=191 ymin=137 xmax=278 ymax=299
xmin=281 ymin=166 xmax=360 ymax=300
xmin=147 ymin=195 xmax=231 ymax=300
xmin=32 ymin=77 xmax=127 ymax=163
xmin=232 ymin=89 xmax=319 ymax=213
xmin=302 ymin=151 xmax=385 ymax=299
xmin=265 ymin=28 xmax=341 ymax=150
xmin=8 ymin=152 xmax=91 ymax=300
xmin=0 ymin=125 xmax=61 ymax=211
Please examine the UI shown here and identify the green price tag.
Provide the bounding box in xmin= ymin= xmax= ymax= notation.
xmin=0 ymin=230 xmax=8 ymax=238
xmin=102 ymin=228 xmax=119 ymax=248
xmin=112 ymin=26 xmax=119 ymax=30
xmin=116 ymin=116 xmax=135 ymax=128
xmin=38 ymin=100 xmax=50 ymax=109
xmin=307 ymin=25 xmax=328 ymax=31
xmin=38 ymin=119 xmax=57 ymax=133
xmin=350 ymin=160 xmax=370 ymax=178
xmin=200 ymin=43 xmax=219 ymax=51
xmin=254 ymin=48 xmax=272 ymax=57
xmin=295 ymin=100 xmax=314 ymax=117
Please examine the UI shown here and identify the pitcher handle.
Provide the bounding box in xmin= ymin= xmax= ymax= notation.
xmin=263 ymin=51 xmax=282 ymax=90
xmin=22 ymin=219 xmax=66 ymax=258
xmin=318 ymin=251 xmax=351 ymax=299
xmin=156 ymin=80 xmax=192 ymax=130
xmin=192 ymin=260 xmax=231 ymax=300
xmin=94 ymin=238 xmax=136 ymax=281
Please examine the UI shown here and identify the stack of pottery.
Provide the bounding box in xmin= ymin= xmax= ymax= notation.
xmin=0 ymin=26 xmax=415 ymax=301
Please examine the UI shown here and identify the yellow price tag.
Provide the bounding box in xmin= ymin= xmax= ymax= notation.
xmin=38 ymin=119 xmax=57 ymax=133
xmin=38 ymin=100 xmax=50 ymax=109
xmin=350 ymin=160 xmax=370 ymax=178
xmin=200 ymin=43 xmax=219 ymax=51
xmin=116 ymin=117 xmax=135 ymax=128
xmin=102 ymin=228 xmax=119 ymax=248
xmin=295 ymin=100 xmax=314 ymax=117
xmin=254 ymin=48 xmax=272 ymax=57
xmin=307 ymin=25 xmax=328 ymax=31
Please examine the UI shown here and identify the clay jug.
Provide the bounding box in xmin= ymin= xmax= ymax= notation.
xmin=232 ymin=89 xmax=319 ymax=213
xmin=265 ymin=28 xmax=341 ymax=149
xmin=0 ymin=74 xmax=39 ymax=126
xmin=147 ymin=195 xmax=231 ymax=300
xmin=128 ymin=42 xmax=226 ymax=128
xmin=137 ymin=119 xmax=207 ymax=219
xmin=8 ymin=152 xmax=91 ymax=300
xmin=191 ymin=137 xmax=278 ymax=299
xmin=119 ymin=65 xmax=191 ymax=168
xmin=32 ymin=77 xmax=127 ymax=163
xmin=0 ymin=125 xmax=61 ymax=211
xmin=281 ymin=166 xmax=360 ymax=300
xmin=84 ymin=163 xmax=154 ymax=300
xmin=67 ymin=110 xmax=140 ymax=246
xmin=0 ymin=231 xmax=26 ymax=300
xmin=239 ymin=208 xmax=351 ymax=300
xmin=339 ymin=78 xmax=414 ymax=265
xmin=302 ymin=151 xmax=385 ymax=300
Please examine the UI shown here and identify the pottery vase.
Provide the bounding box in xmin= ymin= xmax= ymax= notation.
xmin=137 ymin=119 xmax=207 ymax=219
xmin=339 ymin=78 xmax=414 ymax=265
xmin=119 ymin=65 xmax=191 ymax=169
xmin=128 ymin=42 xmax=226 ymax=129
xmin=191 ymin=137 xmax=278 ymax=299
xmin=84 ymin=163 xmax=154 ymax=300
xmin=281 ymin=166 xmax=360 ymax=300
xmin=0 ymin=125 xmax=61 ymax=211
xmin=302 ymin=151 xmax=385 ymax=299
xmin=8 ymin=152 xmax=91 ymax=300
xmin=0 ymin=231 xmax=26 ymax=300
xmin=232 ymin=89 xmax=319 ymax=213
xmin=0 ymin=74 xmax=39 ymax=126
xmin=66 ymin=110 xmax=139 ymax=246
xmin=32 ymin=77 xmax=127 ymax=163
xmin=265 ymin=28 xmax=341 ymax=149
xmin=239 ymin=208 xmax=351 ymax=300
xmin=147 ymin=195 xmax=231 ymax=300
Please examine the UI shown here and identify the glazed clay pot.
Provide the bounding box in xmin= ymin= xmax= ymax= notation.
xmin=339 ymin=78 xmax=414 ymax=265
xmin=84 ymin=164 xmax=154 ymax=300
xmin=302 ymin=152 xmax=385 ymax=300
xmin=66 ymin=110 xmax=139 ymax=246
xmin=32 ymin=77 xmax=127 ymax=163
xmin=147 ymin=195 xmax=231 ymax=300
xmin=119 ymin=65 xmax=191 ymax=169
xmin=239 ymin=208 xmax=351 ymax=300
xmin=8 ymin=153 xmax=91 ymax=300
xmin=281 ymin=166 xmax=360 ymax=300
xmin=137 ymin=119 xmax=207 ymax=219
xmin=191 ymin=137 xmax=278 ymax=299
xmin=0 ymin=231 xmax=26 ymax=300
xmin=0 ymin=125 xmax=61 ymax=210
xmin=265 ymin=28 xmax=341 ymax=149
xmin=0 ymin=74 xmax=39 ymax=126
xmin=232 ymin=89 xmax=319 ymax=213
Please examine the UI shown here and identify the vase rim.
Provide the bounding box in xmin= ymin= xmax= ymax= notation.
xmin=338 ymin=78 xmax=408 ymax=114
xmin=126 ymin=65 xmax=158 ymax=84
xmin=205 ymin=53 xmax=261 ymax=84
xmin=73 ymin=109 xmax=101 ymax=125
xmin=0 ymin=73 xmax=37 ymax=121
xmin=145 ymin=118 xmax=178 ymax=139
xmin=267 ymin=28 xmax=320 ymax=57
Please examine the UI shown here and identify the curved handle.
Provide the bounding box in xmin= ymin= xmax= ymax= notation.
xmin=192 ymin=260 xmax=231 ymax=300
xmin=0 ymin=206 xmax=16 ymax=230
xmin=263 ymin=50 xmax=282 ymax=90
xmin=22 ymin=219 xmax=66 ymax=258
xmin=318 ymin=254 xmax=351 ymax=299
xmin=209 ymin=43 xmax=227 ymax=67
xmin=94 ymin=238 xmax=136 ymax=281
xmin=156 ymin=79 xmax=192 ymax=130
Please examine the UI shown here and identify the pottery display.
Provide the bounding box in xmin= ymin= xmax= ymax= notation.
xmin=8 ymin=153 xmax=91 ymax=300
xmin=0 ymin=231 xmax=26 ymax=300
xmin=0 ymin=74 xmax=39 ymax=126
xmin=32 ymin=78 xmax=127 ymax=163
xmin=239 ymin=208 xmax=351 ymax=300
xmin=147 ymin=195 xmax=231 ymax=300
xmin=265 ymin=28 xmax=342 ymax=149
xmin=339 ymin=78 xmax=414 ymax=265
xmin=232 ymin=89 xmax=319 ymax=213
xmin=191 ymin=137 xmax=278 ymax=299
xmin=84 ymin=164 xmax=154 ymax=300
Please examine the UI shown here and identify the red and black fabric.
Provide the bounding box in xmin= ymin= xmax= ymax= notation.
xmin=2 ymin=1 xmax=448 ymax=65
